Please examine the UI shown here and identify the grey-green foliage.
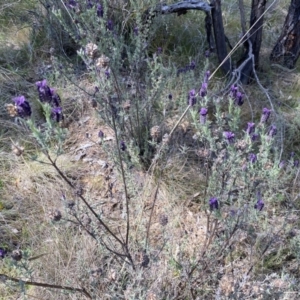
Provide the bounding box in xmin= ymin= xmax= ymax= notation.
xmin=51 ymin=0 xmax=175 ymax=168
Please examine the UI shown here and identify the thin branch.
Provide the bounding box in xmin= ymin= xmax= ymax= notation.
xmin=0 ymin=274 xmax=92 ymax=299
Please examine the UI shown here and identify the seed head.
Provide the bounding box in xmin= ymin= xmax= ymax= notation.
xmin=159 ymin=214 xmax=168 ymax=226
xmin=11 ymin=250 xmax=22 ymax=261
xmin=48 ymin=209 xmax=62 ymax=222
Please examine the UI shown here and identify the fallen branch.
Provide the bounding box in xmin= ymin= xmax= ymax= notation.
xmin=0 ymin=274 xmax=92 ymax=299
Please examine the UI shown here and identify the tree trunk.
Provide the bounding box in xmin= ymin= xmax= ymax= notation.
xmin=249 ymin=0 xmax=268 ymax=68
xmin=238 ymin=0 xmax=267 ymax=83
xmin=270 ymin=0 xmax=300 ymax=69
xmin=210 ymin=0 xmax=230 ymax=74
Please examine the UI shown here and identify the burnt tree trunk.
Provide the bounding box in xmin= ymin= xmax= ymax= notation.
xmin=249 ymin=0 xmax=268 ymax=68
xmin=210 ymin=0 xmax=230 ymax=74
xmin=270 ymin=0 xmax=300 ymax=69
xmin=238 ymin=0 xmax=267 ymax=83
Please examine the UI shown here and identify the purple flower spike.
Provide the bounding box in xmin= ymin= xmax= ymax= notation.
xmin=204 ymin=70 xmax=210 ymax=83
xmin=133 ymin=26 xmax=139 ymax=36
xmin=294 ymin=160 xmax=299 ymax=168
xmin=209 ymin=197 xmax=219 ymax=210
xmin=199 ymin=82 xmax=208 ymax=97
xmin=268 ymin=125 xmax=277 ymax=137
xmin=96 ymin=4 xmax=104 ymax=17
xmin=0 ymin=248 xmax=7 ymax=259
xmin=251 ymin=133 xmax=259 ymax=141
xmin=230 ymin=85 xmax=238 ymax=98
xmin=199 ymin=107 xmax=208 ymax=124
xmin=13 ymin=95 xmax=31 ymax=118
xmin=190 ymin=61 xmax=196 ymax=70
xmin=246 ymin=122 xmax=255 ymax=135
xmin=188 ymin=89 xmax=197 ymax=106
xmin=254 ymin=199 xmax=264 ymax=211
xmin=223 ymin=131 xmax=235 ymax=144
xmin=261 ymin=108 xmax=271 ymax=123
xmin=249 ymin=153 xmax=257 ymax=163
xmin=107 ymin=19 xmax=113 ymax=31
xmin=51 ymin=107 xmax=63 ymax=123
xmin=105 ymin=69 xmax=110 ymax=79
xmin=13 ymin=95 xmax=25 ymax=106
xmin=98 ymin=130 xmax=104 ymax=138
xmin=235 ymin=92 xmax=244 ymax=106
xmin=279 ymin=161 xmax=286 ymax=169
xmin=204 ymin=50 xmax=210 ymax=58
xmin=120 ymin=141 xmax=126 ymax=151
xmin=68 ymin=0 xmax=77 ymax=8
xmin=36 ymin=79 xmax=52 ymax=104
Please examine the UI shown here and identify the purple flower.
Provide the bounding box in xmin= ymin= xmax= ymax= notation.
xmin=251 ymin=133 xmax=259 ymax=141
xmin=86 ymin=0 xmax=94 ymax=9
xmin=51 ymin=107 xmax=63 ymax=122
xmin=230 ymin=85 xmax=238 ymax=98
xmin=223 ymin=131 xmax=235 ymax=144
xmin=279 ymin=161 xmax=286 ymax=169
xmin=120 ymin=141 xmax=126 ymax=151
xmin=107 ymin=19 xmax=113 ymax=31
xmin=268 ymin=125 xmax=277 ymax=137
xmin=13 ymin=95 xmax=25 ymax=106
xmin=157 ymin=47 xmax=162 ymax=55
xmin=133 ymin=26 xmax=139 ymax=36
xmin=204 ymin=50 xmax=210 ymax=58
xmin=260 ymin=108 xmax=271 ymax=123
xmin=249 ymin=153 xmax=257 ymax=163
xmin=199 ymin=107 xmax=208 ymax=124
xmin=105 ymin=69 xmax=110 ymax=79
xmin=246 ymin=122 xmax=255 ymax=135
xmin=13 ymin=96 xmax=31 ymax=118
xmin=168 ymin=94 xmax=173 ymax=100
xmin=188 ymin=89 xmax=197 ymax=106
xmin=67 ymin=0 xmax=77 ymax=9
xmin=36 ymin=79 xmax=52 ymax=103
xmin=199 ymin=82 xmax=208 ymax=97
xmin=98 ymin=130 xmax=104 ymax=138
xmin=96 ymin=4 xmax=103 ymax=17
xmin=229 ymin=85 xmax=244 ymax=106
xmin=190 ymin=61 xmax=196 ymax=70
xmin=235 ymin=92 xmax=244 ymax=106
xmin=0 ymin=248 xmax=7 ymax=259
xmin=50 ymin=88 xmax=61 ymax=107
xmin=254 ymin=199 xmax=264 ymax=211
xmin=209 ymin=197 xmax=219 ymax=210
xmin=36 ymin=80 xmax=61 ymax=107
xmin=204 ymin=70 xmax=210 ymax=83
xmin=294 ymin=160 xmax=299 ymax=168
